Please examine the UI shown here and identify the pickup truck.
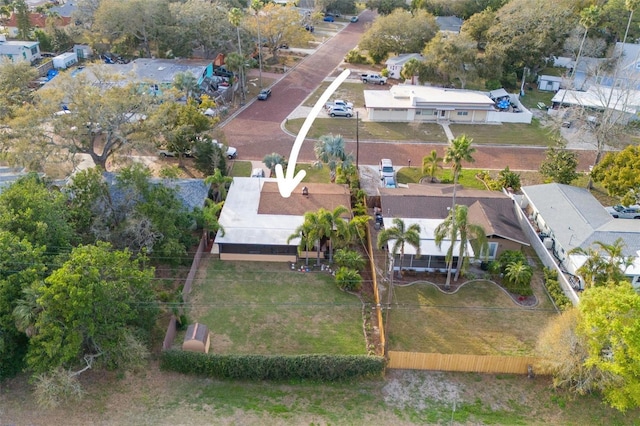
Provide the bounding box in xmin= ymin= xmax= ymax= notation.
xmin=361 ymin=73 xmax=387 ymax=84
xmin=325 ymin=99 xmax=353 ymax=110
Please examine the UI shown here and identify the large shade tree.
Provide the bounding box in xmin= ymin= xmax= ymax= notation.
xmin=358 ymin=9 xmax=438 ymax=63
xmin=591 ymin=145 xmax=640 ymax=206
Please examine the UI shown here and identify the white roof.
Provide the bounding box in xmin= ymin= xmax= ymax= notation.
xmin=539 ymin=75 xmax=562 ymax=82
xmin=385 ymin=53 xmax=423 ymax=66
xmin=215 ymin=177 xmax=304 ymax=246
xmin=552 ymin=86 xmax=640 ymax=113
xmin=381 ymin=217 xmax=474 ymax=256
xmin=364 ymin=85 xmax=495 ymax=110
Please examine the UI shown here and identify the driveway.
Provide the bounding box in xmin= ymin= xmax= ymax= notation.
xmin=220 ymin=11 xmax=597 ymax=173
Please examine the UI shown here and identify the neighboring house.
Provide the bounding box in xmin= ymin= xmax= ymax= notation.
xmin=214 ymin=178 xmax=351 ymax=262
xmin=378 ymin=184 xmax=530 ymax=272
xmin=363 ymin=85 xmax=532 ymax=124
xmin=0 ymin=37 xmax=40 ymax=63
xmin=45 ymin=59 xmax=223 ymax=98
xmin=537 ymin=75 xmax=562 ymax=92
xmin=102 ymin=172 xmax=210 ymax=212
xmin=550 ymin=85 xmax=640 ymax=124
xmin=435 ymin=16 xmax=463 ymax=34
xmin=520 ymin=183 xmax=640 ymax=291
xmin=4 ymin=12 xmax=72 ymax=38
xmin=0 ymin=167 xmax=32 ymax=193
xmin=385 ymin=53 xmax=423 ymax=80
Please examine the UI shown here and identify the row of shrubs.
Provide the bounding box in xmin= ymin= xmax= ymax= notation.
xmin=542 ymin=268 xmax=572 ymax=311
xmin=160 ymin=350 xmax=386 ymax=381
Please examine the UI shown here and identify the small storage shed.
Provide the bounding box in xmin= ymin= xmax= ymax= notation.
xmin=182 ymin=323 xmax=211 ymax=353
xmin=537 ymin=75 xmax=562 ymax=92
xmin=53 ymin=52 xmax=78 ymax=69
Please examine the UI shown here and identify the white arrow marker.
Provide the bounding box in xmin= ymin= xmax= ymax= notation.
xmin=275 ymin=68 xmax=352 ymax=198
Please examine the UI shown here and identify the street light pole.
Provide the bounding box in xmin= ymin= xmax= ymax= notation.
xmin=253 ymin=4 xmax=263 ymax=89
xmin=356 ymin=111 xmax=359 ymax=169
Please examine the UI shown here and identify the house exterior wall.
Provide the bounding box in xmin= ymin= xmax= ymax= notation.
xmin=490 ymin=237 xmax=523 ymax=257
xmin=487 ymin=110 xmax=532 ymax=123
xmin=387 ymin=64 xmax=402 ymax=79
xmin=538 ymin=79 xmax=560 ymax=92
xmin=220 ymin=253 xmax=297 ymax=262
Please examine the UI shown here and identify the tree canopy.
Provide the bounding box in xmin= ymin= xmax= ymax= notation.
xmin=591 ymin=145 xmax=640 ymax=206
xmin=358 ymin=9 xmax=438 ymax=63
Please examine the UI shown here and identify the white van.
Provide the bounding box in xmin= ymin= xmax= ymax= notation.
xmin=379 ymin=159 xmax=394 ymax=179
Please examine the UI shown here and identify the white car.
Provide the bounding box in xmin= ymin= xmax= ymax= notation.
xmin=328 ymin=106 xmax=353 ymax=117
xmin=605 ymin=205 xmax=640 ymax=219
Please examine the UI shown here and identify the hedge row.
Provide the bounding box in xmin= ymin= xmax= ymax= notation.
xmin=543 ymin=268 xmax=572 ymax=311
xmin=160 ymin=350 xmax=386 ymax=381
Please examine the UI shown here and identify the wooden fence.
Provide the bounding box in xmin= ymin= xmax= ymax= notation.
xmin=366 ymin=218 xmax=385 ymax=352
xmin=388 ymin=351 xmax=539 ymax=375
xmin=162 ymin=231 xmax=208 ymax=350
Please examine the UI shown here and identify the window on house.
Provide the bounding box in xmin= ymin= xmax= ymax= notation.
xmin=30 ymin=46 xmax=38 ymax=55
xmin=457 ymin=111 xmax=469 ymax=116
xmin=481 ymin=242 xmax=499 ymax=259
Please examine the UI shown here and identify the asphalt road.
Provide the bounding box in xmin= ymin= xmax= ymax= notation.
xmin=221 ymin=11 xmax=597 ymax=172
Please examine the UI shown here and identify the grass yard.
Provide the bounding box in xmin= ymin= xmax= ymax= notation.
xmin=302 ymin=82 xmax=366 ymax=108
xmin=296 ymin=163 xmax=331 ymax=183
xmin=285 ymin=118 xmax=448 ymax=142
xmin=189 ymin=260 xmax=365 ymax=355
xmin=388 ymin=281 xmax=557 ymax=356
xmin=229 ymin=160 xmax=252 ymax=177
xmin=450 ymin=120 xmax=556 ymax=146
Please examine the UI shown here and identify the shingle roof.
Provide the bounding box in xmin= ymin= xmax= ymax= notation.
xmin=258 ymin=181 xmax=351 ymax=217
xmin=379 ymin=184 xmax=529 ymax=245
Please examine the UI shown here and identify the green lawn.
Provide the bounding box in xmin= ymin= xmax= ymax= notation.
xmin=449 ymin=120 xmax=556 ymax=146
xmin=189 ymin=260 xmax=365 ymax=355
xmin=229 ymin=160 xmax=252 ymax=177
xmin=285 ymin=117 xmax=448 ymax=142
xmin=388 ymin=281 xmax=557 ymax=356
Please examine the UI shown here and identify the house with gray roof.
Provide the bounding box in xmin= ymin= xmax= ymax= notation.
xmin=378 ymin=184 xmax=529 ymax=273
xmin=385 ymin=53 xmax=423 ymax=79
xmin=435 ymin=16 xmax=463 ymax=34
xmin=214 ymin=178 xmax=351 ymax=262
xmin=521 ymin=183 xmax=640 ymax=291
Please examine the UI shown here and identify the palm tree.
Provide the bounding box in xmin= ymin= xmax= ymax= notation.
xmin=228 ymin=7 xmax=245 ymax=104
xmin=318 ymin=205 xmax=350 ymax=263
xmin=314 ymin=134 xmax=354 ymax=183
xmin=173 ymin=72 xmax=200 ymax=101
xmin=377 ymin=218 xmax=421 ymax=278
xmin=505 ymin=261 xmax=533 ymax=291
xmin=287 ymin=221 xmax=314 ymax=266
xmin=570 ymin=238 xmax=633 ymax=288
xmin=422 ymin=149 xmax=443 ymax=183
xmin=262 ymin=152 xmax=286 ymax=175
xmin=435 ymin=205 xmax=487 ymax=287
xmin=203 ymin=200 xmax=225 ymax=238
xmin=300 ymin=210 xmax=326 ymax=266
xmin=444 ymin=134 xmax=476 ymax=208
xmin=205 ymin=168 xmax=232 ymax=202
xmin=401 ymin=58 xmax=422 ymax=85
xmin=571 ymin=5 xmax=601 ymax=79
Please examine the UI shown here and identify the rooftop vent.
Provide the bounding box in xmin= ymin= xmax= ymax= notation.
xmin=302 ymin=186 xmax=309 ymax=197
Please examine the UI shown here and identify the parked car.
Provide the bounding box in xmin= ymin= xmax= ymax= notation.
xmin=382 ymin=176 xmax=397 ymax=188
xmin=350 ymin=16 xmax=359 ymax=23
xmin=361 ymin=73 xmax=387 ymax=84
xmin=605 ymin=205 xmax=640 ymax=219
xmin=257 ymin=88 xmax=271 ymax=100
xmin=379 ymin=159 xmax=394 ymax=179
xmin=158 ymin=139 xmax=237 ymax=160
xmin=325 ymin=99 xmax=353 ymax=110
xmin=251 ymin=168 xmax=265 ymax=178
xmin=323 ymin=15 xmax=334 ymax=22
xmin=328 ymin=106 xmax=353 ymax=117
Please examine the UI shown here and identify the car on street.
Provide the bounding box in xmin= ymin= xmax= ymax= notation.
xmin=257 ymin=88 xmax=271 ymax=100
xmin=251 ymin=168 xmax=265 ymax=178
xmin=605 ymin=205 xmax=640 ymax=219
xmin=323 ymin=15 xmax=334 ymax=22
xmin=328 ymin=106 xmax=353 ymax=117
xmin=350 ymin=16 xmax=359 ymax=23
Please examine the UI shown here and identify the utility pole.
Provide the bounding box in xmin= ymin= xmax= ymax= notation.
xmin=356 ymin=111 xmax=359 ymax=169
